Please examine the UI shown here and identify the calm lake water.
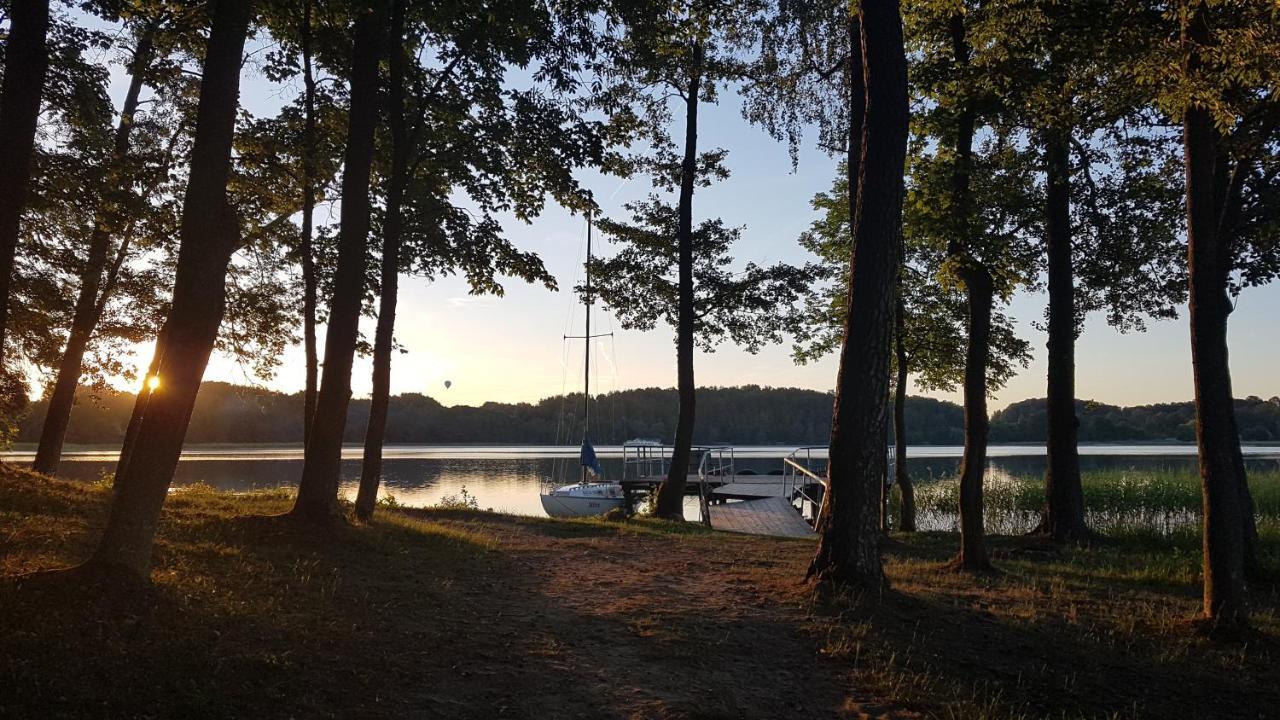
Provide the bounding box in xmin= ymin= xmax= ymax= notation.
xmin=6 ymin=444 xmax=1280 ymax=522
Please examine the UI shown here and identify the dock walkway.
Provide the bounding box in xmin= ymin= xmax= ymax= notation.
xmin=618 ymin=472 xmax=824 ymax=539
xmin=707 ymin=497 xmax=815 ymax=538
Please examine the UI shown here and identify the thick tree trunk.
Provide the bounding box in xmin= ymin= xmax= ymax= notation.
xmin=356 ymin=0 xmax=408 ymax=522
xmin=1041 ymin=130 xmax=1089 ymax=542
xmin=894 ymin=288 xmax=915 ymax=532
xmin=300 ymin=0 xmax=319 ymax=447
xmin=955 ymin=267 xmax=993 ymax=571
xmin=0 ymin=0 xmax=51 ymax=364
xmin=808 ymin=1 xmax=907 ymax=588
xmin=114 ymin=325 xmax=165 ymax=482
xmin=33 ymin=32 xmax=156 ymax=475
xmin=86 ymin=0 xmax=251 ymax=579
xmin=1183 ymin=6 xmax=1249 ymax=629
xmin=652 ymin=45 xmax=702 ymax=521
xmin=1185 ymin=125 xmax=1248 ymax=627
xmin=291 ymin=1 xmax=385 ymax=522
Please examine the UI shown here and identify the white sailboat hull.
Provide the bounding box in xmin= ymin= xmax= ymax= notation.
xmin=539 ymin=482 xmax=625 ymax=518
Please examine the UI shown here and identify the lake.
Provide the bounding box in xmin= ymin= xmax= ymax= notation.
xmin=5 ymin=443 xmax=1280 ymax=523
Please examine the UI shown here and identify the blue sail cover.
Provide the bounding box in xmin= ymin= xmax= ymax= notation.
xmin=580 ymin=437 xmax=604 ymax=477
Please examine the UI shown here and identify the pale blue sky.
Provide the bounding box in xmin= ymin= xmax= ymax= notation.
xmin=104 ymin=25 xmax=1279 ymax=411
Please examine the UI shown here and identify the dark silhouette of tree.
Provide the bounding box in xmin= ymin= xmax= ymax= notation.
xmin=32 ymin=13 xmax=165 ymax=474
xmin=85 ymin=0 xmax=252 ymax=580
xmin=793 ymin=162 xmax=1030 ymax=530
xmin=1150 ymin=0 xmax=1280 ymax=629
xmin=587 ymin=0 xmax=784 ymax=520
xmin=292 ymin=0 xmax=386 ymax=523
xmin=813 ymin=0 xmax=908 ymax=587
xmin=0 ymin=0 xmax=51 ymax=368
xmin=905 ymin=0 xmax=1041 ymax=571
xmin=350 ymin=0 xmax=596 ymax=520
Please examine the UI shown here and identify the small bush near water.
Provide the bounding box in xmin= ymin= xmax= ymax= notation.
xmin=897 ymin=467 xmax=1280 ymax=536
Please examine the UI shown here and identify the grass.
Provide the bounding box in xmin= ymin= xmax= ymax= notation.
xmin=2 ymin=462 xmax=1279 ymax=719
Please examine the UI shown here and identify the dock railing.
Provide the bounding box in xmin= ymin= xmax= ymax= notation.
xmin=782 ymin=445 xmax=899 ymax=525
xmin=696 ymin=445 xmax=735 ymax=525
xmin=622 ymin=440 xmax=671 ymax=481
xmin=782 ymin=446 xmax=827 ymax=522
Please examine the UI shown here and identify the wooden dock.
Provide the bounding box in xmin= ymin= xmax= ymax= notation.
xmin=707 ymin=497 xmax=815 ymax=538
xmin=618 ymin=472 xmax=824 ymax=539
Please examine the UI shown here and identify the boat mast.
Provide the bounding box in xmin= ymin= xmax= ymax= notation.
xmin=583 ymin=213 xmax=591 ymax=484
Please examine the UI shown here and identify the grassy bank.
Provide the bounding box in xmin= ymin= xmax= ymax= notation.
xmin=2 ymin=463 xmax=1279 ymax=719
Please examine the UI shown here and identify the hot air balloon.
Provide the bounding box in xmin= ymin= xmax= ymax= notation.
xmin=444 ymin=380 xmax=452 ymax=390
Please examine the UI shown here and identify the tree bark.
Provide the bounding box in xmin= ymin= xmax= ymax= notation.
xmin=33 ymin=31 xmax=157 ymax=475
xmin=956 ymin=266 xmax=993 ymax=570
xmin=1183 ymin=13 xmax=1249 ymax=626
xmin=356 ymin=0 xmax=408 ymax=522
xmin=0 ymin=0 xmax=51 ymax=365
xmin=1041 ymin=130 xmax=1089 ymax=542
xmin=943 ymin=11 xmax=992 ymax=573
xmin=300 ymin=0 xmax=319 ymax=447
xmin=808 ymin=0 xmax=907 ymax=588
xmin=894 ymin=284 xmax=915 ymax=532
xmin=652 ymin=44 xmax=702 ymax=521
xmin=86 ymin=0 xmax=251 ymax=579
xmin=291 ymin=1 xmax=385 ymax=522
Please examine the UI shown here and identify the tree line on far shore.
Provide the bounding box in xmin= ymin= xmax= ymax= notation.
xmin=16 ymin=382 xmax=1280 ymax=447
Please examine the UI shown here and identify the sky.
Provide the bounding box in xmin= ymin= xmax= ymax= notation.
xmin=100 ymin=24 xmax=1280 ymax=412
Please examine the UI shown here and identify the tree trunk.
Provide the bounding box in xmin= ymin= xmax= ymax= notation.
xmin=1042 ymin=130 xmax=1089 ymax=542
xmin=0 ymin=0 xmax=51 ymax=365
xmin=1183 ymin=6 xmax=1248 ymax=630
xmin=808 ymin=0 xmax=907 ymax=588
xmin=291 ymin=1 xmax=385 ymax=522
xmin=114 ymin=324 xmax=166 ymax=483
xmin=86 ymin=0 xmax=251 ymax=580
xmin=955 ymin=266 xmax=993 ymax=571
xmin=356 ymin=0 xmax=408 ymax=522
xmin=652 ymin=44 xmax=702 ymax=521
xmin=300 ymin=0 xmax=319 ymax=447
xmin=894 ymin=286 xmax=915 ymax=532
xmin=33 ymin=31 xmax=156 ymax=475
xmin=941 ymin=11 xmax=992 ymax=573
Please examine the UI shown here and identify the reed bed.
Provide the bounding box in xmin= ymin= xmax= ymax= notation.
xmin=898 ymin=467 xmax=1280 ymax=536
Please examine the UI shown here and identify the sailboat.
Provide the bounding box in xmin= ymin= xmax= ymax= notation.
xmin=539 ymin=214 xmax=626 ymax=518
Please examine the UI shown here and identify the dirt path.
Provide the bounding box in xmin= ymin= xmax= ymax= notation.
xmin=411 ymin=514 xmax=906 ymax=719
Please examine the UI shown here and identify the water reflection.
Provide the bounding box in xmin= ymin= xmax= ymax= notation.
xmin=19 ymin=447 xmax=1280 ymax=523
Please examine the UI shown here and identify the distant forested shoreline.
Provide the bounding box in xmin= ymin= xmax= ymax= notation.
xmin=13 ymin=382 xmax=1280 ymax=447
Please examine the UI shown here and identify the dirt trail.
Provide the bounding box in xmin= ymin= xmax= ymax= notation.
xmin=414 ymin=515 xmax=911 ymax=720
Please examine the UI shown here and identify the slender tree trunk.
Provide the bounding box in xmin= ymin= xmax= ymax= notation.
xmin=1042 ymin=129 xmax=1089 ymax=542
xmin=299 ymin=0 xmax=319 ymax=447
xmin=652 ymin=44 xmax=702 ymax=521
xmin=955 ymin=267 xmax=993 ymax=570
xmin=291 ymin=1 xmax=385 ymax=522
xmin=808 ymin=0 xmax=907 ymax=588
xmin=943 ymin=11 xmax=992 ymax=573
xmin=0 ymin=0 xmax=51 ymax=364
xmin=86 ymin=0 xmax=251 ymax=579
xmin=356 ymin=0 xmax=408 ymax=522
xmin=894 ymin=287 xmax=915 ymax=532
xmin=33 ymin=31 xmax=156 ymax=475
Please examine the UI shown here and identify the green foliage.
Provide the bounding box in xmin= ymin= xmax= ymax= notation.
xmin=591 ymin=198 xmax=815 ymax=353
xmin=794 ymin=163 xmax=1031 ymax=392
xmin=435 ymin=485 xmax=480 ymax=511
xmin=1129 ymin=0 xmax=1280 ymax=292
